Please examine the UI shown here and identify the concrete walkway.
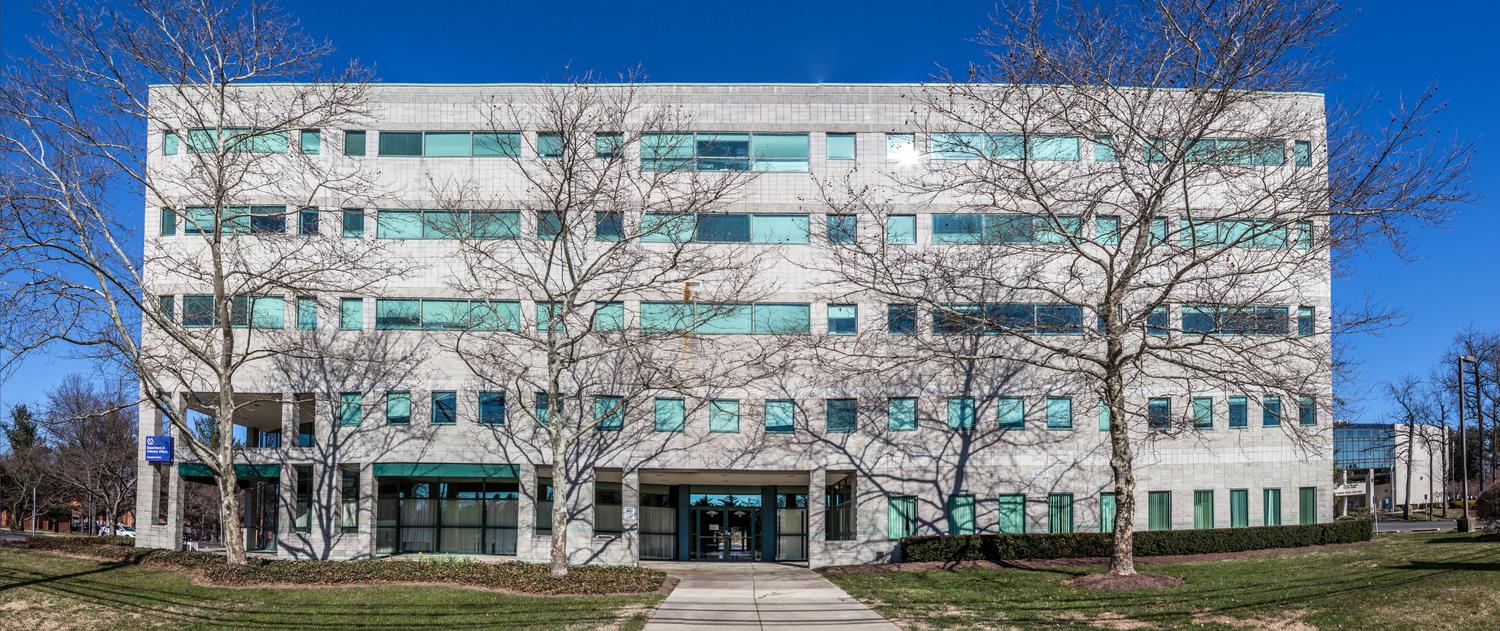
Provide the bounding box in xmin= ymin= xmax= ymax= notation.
xmin=643 ymin=562 xmax=898 ymax=630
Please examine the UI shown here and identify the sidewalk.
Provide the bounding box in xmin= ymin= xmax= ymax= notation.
xmin=643 ymin=562 xmax=897 ymax=630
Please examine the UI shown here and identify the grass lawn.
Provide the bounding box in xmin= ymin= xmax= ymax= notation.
xmin=824 ymin=532 xmax=1500 ymax=630
xmin=0 ymin=547 xmax=661 ymax=630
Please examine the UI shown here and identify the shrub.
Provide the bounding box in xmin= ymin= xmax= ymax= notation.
xmin=1477 ymin=484 xmax=1500 ymax=527
xmin=901 ymin=520 xmax=1373 ymax=563
xmin=20 ymin=536 xmax=664 ymax=595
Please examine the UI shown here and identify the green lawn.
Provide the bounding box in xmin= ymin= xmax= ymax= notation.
xmin=0 ymin=547 xmax=661 ymax=630
xmin=824 ymin=532 xmax=1500 ymax=630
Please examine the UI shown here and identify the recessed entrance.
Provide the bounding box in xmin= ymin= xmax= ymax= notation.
xmin=689 ymin=488 xmax=764 ymax=561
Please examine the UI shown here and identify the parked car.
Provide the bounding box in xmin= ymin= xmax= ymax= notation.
xmin=98 ymin=525 xmax=135 ymax=538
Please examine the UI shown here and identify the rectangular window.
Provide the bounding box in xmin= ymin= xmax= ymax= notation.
xmin=887 ymin=398 xmax=916 ymax=431
xmin=1298 ymin=306 xmax=1315 ymax=337
xmin=385 ymin=391 xmax=410 ymax=425
xmin=1045 ymin=397 xmax=1072 ymax=430
xmin=1294 ymin=140 xmax=1312 ymax=167
xmin=1262 ymin=395 xmax=1282 ymax=427
xmin=595 ymin=211 xmax=623 ymax=242
xmin=1296 ymin=221 xmax=1314 ymax=250
xmin=1228 ymin=396 xmax=1248 ymax=428
xmin=594 ymin=395 xmax=623 ymax=431
xmin=535 ymin=392 xmax=554 ymax=426
xmin=885 ymin=215 xmax=916 ymax=244
xmin=1230 ymin=489 xmax=1249 ymax=528
xmin=1298 ymin=396 xmax=1316 ymax=426
xmin=885 ymin=133 xmax=915 ymax=160
xmin=377 ymin=131 xmax=422 ymax=156
xmin=747 ymin=214 xmax=809 ymax=244
xmin=827 ymin=132 xmax=856 ymax=160
xmin=343 ymin=130 xmax=366 ymax=156
xmin=182 ymin=295 xmax=213 ymax=327
xmin=641 ymin=132 xmax=807 ymax=172
xmin=998 ymin=396 xmax=1024 ymax=430
xmin=1148 ymin=491 xmax=1172 ymax=531
xmin=339 ymin=468 xmax=358 ymax=532
xmin=932 ymin=213 xmax=1082 ymax=245
xmin=341 ymin=209 xmax=364 ymax=238
xmin=826 ymin=398 xmax=857 ymax=433
xmin=294 ymin=465 xmax=312 ymax=532
xmin=946 ymin=397 xmax=975 ymax=429
xmin=931 ymin=133 xmax=1081 ymax=161
xmin=709 ymin=399 xmax=740 ymax=433
xmin=479 ymin=391 xmax=506 ymax=425
xmin=998 ymin=493 xmax=1025 ymax=534
xmin=159 ymin=208 xmax=177 ymax=236
xmin=537 ymin=132 xmax=565 ymax=158
xmin=185 ymin=128 xmax=288 ymax=153
xmin=537 ymin=211 xmax=564 ymax=241
xmin=157 ymin=295 xmax=175 ymax=323
xmin=1047 ymin=493 xmax=1074 ymax=533
xmin=431 ymin=391 xmax=457 ymax=425
xmin=593 ymin=302 xmax=624 ymax=331
xmin=535 ymin=301 xmax=564 ymax=332
xmin=1193 ymin=490 xmax=1215 ymax=529
xmin=1098 ymin=401 xmax=1111 ymax=432
xmin=1182 ymin=305 xmax=1290 ymax=336
xmin=163 ymin=131 xmax=179 ymax=156
xmin=764 ymin=399 xmax=795 ymax=434
xmin=654 ymin=397 xmax=685 ymax=432
xmin=1264 ymin=488 xmax=1282 ymax=526
xmin=298 ymin=208 xmax=319 ymax=236
xmin=1298 ymin=487 xmax=1317 ymax=524
xmin=1093 ymin=135 xmax=1116 ymax=162
xmin=339 ymin=298 xmax=363 ymax=330
xmin=640 ymin=302 xmax=809 ymax=335
xmin=827 ymin=304 xmax=857 ymax=335
xmin=301 ymin=130 xmax=320 ymax=154
xmin=1192 ymin=397 xmax=1214 ymax=429
xmin=1147 ymin=306 xmax=1170 ymax=336
xmin=1148 ymin=397 xmax=1171 ymax=429
xmin=827 ymin=214 xmax=857 ymax=244
xmin=594 ymin=133 xmax=623 ymax=158
xmin=1100 ymin=493 xmax=1117 ymax=532
xmin=338 ymin=393 xmax=362 ymax=426
xmin=947 ymin=494 xmax=975 ymax=535
xmin=1095 ymin=216 xmax=1119 ymax=245
xmin=887 ymin=496 xmax=917 ymax=540
xmin=288 ymin=297 xmax=313 ymax=330
xmin=887 ymin=304 xmax=917 ymax=335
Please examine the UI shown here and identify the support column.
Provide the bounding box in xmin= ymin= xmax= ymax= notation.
xmin=1339 ymin=470 xmax=1348 ymax=518
xmin=359 ymin=462 xmax=376 ymax=559
xmin=516 ymin=463 xmax=538 ymax=562
xmin=760 ymin=485 xmax=777 ymax=562
xmin=280 ymin=393 xmax=296 ymax=452
xmin=1365 ymin=468 xmax=1375 ymax=513
xmin=134 ymin=389 xmax=161 ymax=544
xmin=276 ymin=463 xmax=299 ymax=557
xmin=566 ymin=468 xmax=597 ymax=565
xmin=622 ymin=469 xmax=640 ymax=564
xmin=674 ymin=485 xmax=690 ymax=561
xmin=808 ymin=467 xmax=827 ymax=567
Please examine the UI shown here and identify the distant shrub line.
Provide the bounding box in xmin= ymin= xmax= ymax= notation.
xmin=900 ymin=520 xmax=1374 ymax=562
xmin=20 ymin=536 xmax=665 ymax=595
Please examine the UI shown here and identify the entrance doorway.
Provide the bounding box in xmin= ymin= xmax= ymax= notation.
xmin=691 ymin=504 xmax=761 ymax=561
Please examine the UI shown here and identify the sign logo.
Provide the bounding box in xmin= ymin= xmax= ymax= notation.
xmin=145 ymin=436 xmax=174 ymax=462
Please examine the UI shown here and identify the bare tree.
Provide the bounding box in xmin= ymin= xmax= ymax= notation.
xmin=1386 ymin=375 xmax=1426 ymax=520
xmin=811 ymin=1 xmax=1469 ymax=579
xmin=0 ymin=0 xmax=407 ymax=564
xmin=423 ymin=74 xmax=797 ymax=577
xmin=45 ymin=374 xmax=138 ymax=534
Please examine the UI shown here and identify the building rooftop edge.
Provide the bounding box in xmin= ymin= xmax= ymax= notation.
xmin=144 ymin=81 xmax=1324 ymax=97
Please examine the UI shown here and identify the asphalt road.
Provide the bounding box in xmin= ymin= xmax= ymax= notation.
xmin=1373 ymin=519 xmax=1457 ymax=533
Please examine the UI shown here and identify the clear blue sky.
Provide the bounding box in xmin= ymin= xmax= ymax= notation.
xmin=0 ymin=1 xmax=1493 ymax=421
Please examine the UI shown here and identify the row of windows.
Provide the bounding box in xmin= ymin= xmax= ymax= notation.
xmin=319 ymin=391 xmax=1315 ymax=433
xmin=155 ymin=207 xmax=1315 ymax=252
xmin=156 ymin=295 xmax=1317 ymax=340
xmin=162 ymin=128 xmax=1317 ymax=171
xmin=888 ymin=486 xmax=1318 ymax=539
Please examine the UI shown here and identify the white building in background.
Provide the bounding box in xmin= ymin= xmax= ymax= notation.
xmin=134 ymin=84 xmax=1333 ymax=567
xmin=1334 ymin=423 xmax=1448 ymax=514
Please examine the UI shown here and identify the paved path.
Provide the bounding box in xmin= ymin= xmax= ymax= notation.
xmin=1375 ymin=519 xmax=1456 ymax=533
xmin=643 ymin=562 xmax=898 ymax=631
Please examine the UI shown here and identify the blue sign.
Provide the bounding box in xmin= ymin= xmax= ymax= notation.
xmin=145 ymin=436 xmax=173 ymax=462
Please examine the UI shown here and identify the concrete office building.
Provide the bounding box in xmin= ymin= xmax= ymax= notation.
xmin=1334 ymin=423 xmax=1448 ymax=515
xmin=134 ymin=84 xmax=1332 ymax=567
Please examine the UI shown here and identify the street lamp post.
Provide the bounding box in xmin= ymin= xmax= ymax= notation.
xmin=1458 ymin=355 xmax=1475 ymax=532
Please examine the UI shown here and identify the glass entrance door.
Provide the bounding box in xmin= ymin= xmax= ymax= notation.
xmin=690 ymin=506 xmax=760 ymax=561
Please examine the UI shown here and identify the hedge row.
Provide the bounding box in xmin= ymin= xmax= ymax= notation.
xmin=900 ymin=520 xmax=1374 ymax=562
xmin=21 ymin=537 xmax=665 ymax=595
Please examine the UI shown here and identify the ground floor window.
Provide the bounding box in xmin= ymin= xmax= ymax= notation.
xmin=1264 ymin=488 xmax=1282 ymax=526
xmin=1047 ymin=493 xmax=1073 ymax=533
xmin=998 ymin=494 xmax=1025 ymax=533
xmin=825 ymin=475 xmax=856 ymax=541
xmin=375 ymin=477 xmax=518 ymax=556
xmin=641 ymin=485 xmax=676 ymax=560
xmin=294 ymin=465 xmax=312 ymax=533
xmin=1193 ymin=490 xmax=1215 ymax=529
xmin=596 ymin=481 xmax=623 ymax=534
xmin=1099 ymin=492 xmax=1116 ymax=532
xmin=1148 ymin=491 xmax=1172 ymax=530
xmin=947 ymin=494 xmax=976 ymax=535
xmin=340 ymin=467 xmax=359 ymax=533
xmin=1298 ymin=486 xmax=1317 ymax=525
xmin=1229 ymin=489 xmax=1249 ymax=528
xmin=887 ymin=496 xmax=916 ymax=540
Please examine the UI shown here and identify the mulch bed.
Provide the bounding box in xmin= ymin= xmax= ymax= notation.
xmin=821 ymin=540 xmax=1376 ymax=575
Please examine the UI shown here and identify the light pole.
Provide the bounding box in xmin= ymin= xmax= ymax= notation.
xmin=1458 ymin=355 xmax=1475 ymax=532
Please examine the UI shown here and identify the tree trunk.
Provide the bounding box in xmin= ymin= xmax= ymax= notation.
xmin=549 ymin=441 xmax=569 ymax=579
xmin=1105 ymin=367 xmax=1137 ymax=577
xmin=1403 ymin=423 xmax=1414 ymax=520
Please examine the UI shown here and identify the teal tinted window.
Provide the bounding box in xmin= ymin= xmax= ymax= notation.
xmin=885 ymin=215 xmax=916 ymax=244
xmin=1095 ymin=216 xmax=1119 ymax=245
xmin=537 ymin=211 xmax=564 ymax=240
xmin=479 ymin=391 xmax=506 ymax=425
xmin=1192 ymin=397 xmax=1214 ymax=429
xmin=751 ymin=133 xmax=809 ymax=172
xmin=1148 ymin=491 xmax=1172 ymax=531
xmin=709 ymin=399 xmax=740 ymax=433
xmin=158 ymin=295 xmax=175 ymax=323
xmin=431 ymin=391 xmax=457 ymax=424
xmin=1230 ymin=489 xmax=1249 ymax=528
xmin=932 ymin=214 xmax=1081 ymax=245
xmin=374 ymin=299 xmax=420 ymax=330
xmin=946 ymin=397 xmax=975 ymax=429
xmin=186 ymin=128 xmax=287 ymax=153
xmin=427 ymin=130 xmax=479 ymax=155
xmin=386 ymin=392 xmax=410 ymax=424
xmin=1299 ymin=487 xmax=1316 ymax=524
xmin=537 ymin=133 xmax=565 ymax=158
xmin=887 ymin=496 xmax=917 ymax=540
xmin=998 ymin=494 xmax=1025 ymax=533
xmin=341 ymin=209 xmax=364 ymax=238
xmin=640 ymin=132 xmax=806 ymax=172
xmin=594 ymin=395 xmax=623 ymax=431
xmin=826 ymin=399 xmax=856 ymax=433
xmin=535 ymin=392 xmax=555 ymax=426
xmin=377 ymin=210 xmax=422 ymax=239
xmin=998 ymin=396 xmax=1024 ymax=429
xmin=1264 ymin=488 xmax=1282 ymax=525
xmin=751 ymin=214 xmax=809 ymax=244
xmin=594 ymin=302 xmax=625 ymax=331
xmin=1147 ymin=306 xmax=1169 ymax=336
xmin=343 ymin=131 xmax=366 ymax=156
xmin=1098 ymin=401 xmax=1111 ymax=431
xmin=827 ymin=214 xmax=857 ymax=244
xmin=1298 ymin=306 xmax=1315 ymax=337
xmin=885 ymin=133 xmax=915 ymax=160
xmin=887 ymin=304 xmax=917 ymax=335
xmin=1047 ymin=493 xmax=1074 ymax=533
xmin=764 ymin=399 xmax=795 ymax=434
xmin=641 ymin=213 xmax=695 ymax=242
xmin=595 ymin=211 xmax=623 ymax=241
xmin=163 ymin=131 xmax=179 ymax=156
xmin=1093 ymin=136 xmax=1116 ymax=162
xmin=535 ymin=302 xmax=564 ymax=332
xmin=654 ymin=398 xmax=685 ymax=432
xmin=1294 ymin=140 xmax=1312 ymax=167
xmin=1100 ymin=493 xmax=1117 ymax=532
xmin=339 ymin=298 xmax=363 ymax=330
xmin=300 ymin=130 xmax=320 ymax=154
xmin=159 ymin=208 xmax=177 ymax=236
xmin=594 ymin=133 xmax=623 ymax=157
xmin=1263 ymin=395 xmax=1282 ymax=427
xmin=1228 ymin=396 xmax=1248 ymax=428
xmin=1298 ymin=396 xmax=1316 ymax=426
xmin=1296 ymin=221 xmax=1313 ymax=249
xmin=1148 ymin=398 xmax=1171 ymax=429
xmin=378 ymin=131 xmax=422 ymax=156
xmin=932 ymin=133 xmax=1080 ymax=161
xmin=826 ymin=133 xmax=856 ymax=160
xmin=1193 ymin=490 xmax=1215 ymax=529
xmin=338 ymin=393 xmax=363 ymax=426
xmin=1046 ymin=397 xmax=1072 ymax=429
xmin=182 ymin=295 xmax=214 ymax=327
xmin=947 ymin=494 xmax=975 ymax=535
xmin=752 ymin=304 xmax=811 ymax=334
xmin=473 ymin=133 xmax=521 ymax=157
xmin=887 ymin=398 xmax=916 ymax=431
xmin=827 ymin=304 xmax=857 ymax=335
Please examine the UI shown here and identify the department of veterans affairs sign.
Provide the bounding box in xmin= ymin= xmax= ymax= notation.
xmin=145 ymin=436 xmax=174 ymax=462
